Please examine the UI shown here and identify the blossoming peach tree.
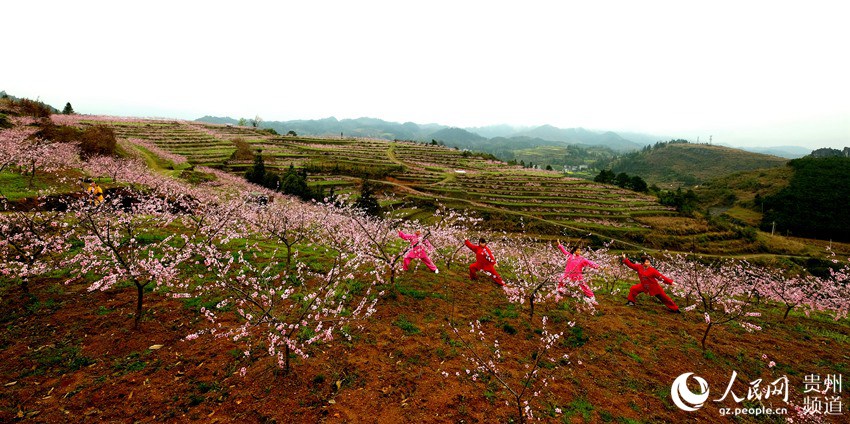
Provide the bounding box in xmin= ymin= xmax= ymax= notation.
xmin=665 ymin=254 xmax=761 ymax=350
xmin=186 ymin=213 xmax=381 ymax=375
xmin=446 ymin=314 xmax=569 ymax=423
xmin=0 ymin=199 xmax=73 ymax=295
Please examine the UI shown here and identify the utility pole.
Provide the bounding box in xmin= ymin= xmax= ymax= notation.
xmin=709 ymin=135 xmax=713 ymax=145
xmin=771 ymin=221 xmax=776 ymax=236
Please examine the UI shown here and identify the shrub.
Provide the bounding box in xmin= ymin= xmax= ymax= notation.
xmin=230 ymin=138 xmax=255 ymax=161
xmin=17 ymin=98 xmax=54 ymax=118
xmin=36 ymin=123 xmax=116 ymax=158
xmin=79 ymin=125 xmax=117 ymax=158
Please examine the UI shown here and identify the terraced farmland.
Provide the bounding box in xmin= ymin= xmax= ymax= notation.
xmin=57 ymin=117 xmax=724 ymax=250
xmin=430 ymin=178 xmax=672 ymax=226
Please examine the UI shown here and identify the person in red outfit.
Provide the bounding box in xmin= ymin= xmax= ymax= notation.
xmin=621 ymin=254 xmax=680 ymax=312
xmin=464 ymin=238 xmax=505 ymax=286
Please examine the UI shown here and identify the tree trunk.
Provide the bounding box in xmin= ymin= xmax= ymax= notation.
xmin=134 ymin=283 xmax=144 ymax=329
xmin=701 ymin=323 xmax=713 ymax=351
xmin=285 ymin=343 xmax=291 ymax=374
xmin=783 ymin=305 xmax=793 ymax=320
xmin=285 ymin=244 xmax=292 ymax=270
xmin=516 ymin=396 xmax=526 ymax=424
xmin=29 ymin=160 xmax=36 ymax=188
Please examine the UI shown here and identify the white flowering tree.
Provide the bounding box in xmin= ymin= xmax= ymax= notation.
xmin=666 ymin=254 xmax=761 ymax=350
xmin=447 ymin=314 xmax=569 ymax=423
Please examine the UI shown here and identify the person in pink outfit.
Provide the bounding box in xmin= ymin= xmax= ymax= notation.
xmin=556 ymin=240 xmax=599 ymax=298
xmin=398 ymin=230 xmax=438 ymax=273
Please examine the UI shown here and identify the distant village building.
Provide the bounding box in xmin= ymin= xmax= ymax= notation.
xmin=563 ymin=165 xmax=589 ymax=172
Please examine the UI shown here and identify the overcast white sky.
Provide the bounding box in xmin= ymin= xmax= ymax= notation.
xmin=4 ymin=0 xmax=849 ymax=148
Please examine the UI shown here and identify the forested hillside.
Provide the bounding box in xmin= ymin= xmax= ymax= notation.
xmin=612 ymin=141 xmax=788 ymax=188
xmin=762 ymin=157 xmax=850 ymax=241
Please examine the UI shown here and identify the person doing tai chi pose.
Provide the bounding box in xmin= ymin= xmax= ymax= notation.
xmin=86 ymin=179 xmax=104 ymax=205
xmin=621 ymin=254 xmax=680 ymax=312
xmin=464 ymin=238 xmax=505 ymax=286
xmin=556 ymin=241 xmax=599 ymax=298
xmin=398 ymin=229 xmax=438 ymax=273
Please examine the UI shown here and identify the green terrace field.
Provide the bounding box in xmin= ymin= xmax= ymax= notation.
xmin=61 ymin=118 xmax=812 ymax=255
xmin=418 ymin=173 xmax=675 ymax=232
xmin=76 ymin=120 xmax=269 ymax=166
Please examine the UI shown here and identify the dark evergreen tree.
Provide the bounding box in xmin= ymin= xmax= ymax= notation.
xmin=62 ymin=102 xmax=75 ymax=114
xmin=263 ymin=172 xmax=280 ymax=190
xmin=282 ymin=164 xmax=310 ymax=199
xmin=245 ymin=149 xmax=266 ymax=185
xmin=630 ymin=175 xmax=648 ymax=192
xmin=594 ymin=169 xmax=616 ymax=184
xmin=615 ymin=172 xmax=631 ymax=188
xmin=658 ymin=188 xmax=698 ymax=215
xmin=354 ymin=180 xmax=381 ymax=216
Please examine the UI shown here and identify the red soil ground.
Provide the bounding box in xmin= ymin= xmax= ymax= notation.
xmin=1 ymin=265 xmax=848 ymax=423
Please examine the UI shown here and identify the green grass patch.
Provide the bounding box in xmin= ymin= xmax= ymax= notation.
xmin=625 ymin=351 xmax=644 ymax=364
xmin=562 ymin=397 xmax=595 ymax=422
xmin=0 ymin=171 xmax=80 ymax=200
xmin=563 ymin=325 xmax=589 ymax=348
xmin=112 ymin=350 xmax=151 ymax=374
xmin=26 ymin=298 xmax=60 ymax=314
xmin=393 ymin=314 xmax=420 ymax=335
xmin=397 ymin=285 xmax=428 ymax=300
xmin=491 ymin=304 xmax=519 ymax=319
xmin=30 ymin=344 xmax=94 ymax=374
xmin=795 ymin=325 xmax=850 ymax=343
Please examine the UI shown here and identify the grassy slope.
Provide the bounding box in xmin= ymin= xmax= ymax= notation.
xmin=695 ymin=166 xmax=794 ymax=225
xmin=613 ymin=144 xmax=788 ymax=188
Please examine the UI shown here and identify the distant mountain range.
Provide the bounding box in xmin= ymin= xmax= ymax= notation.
xmin=195 ymin=115 xmax=811 ymax=159
xmin=196 ymin=116 xmax=646 ymax=153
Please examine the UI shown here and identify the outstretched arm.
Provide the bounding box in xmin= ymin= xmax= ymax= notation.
xmin=584 ymin=257 xmax=600 ymax=269
xmin=654 ymin=269 xmax=674 ymax=285
xmin=557 ymin=243 xmax=569 ymax=256
xmin=398 ymin=230 xmax=413 ymax=241
xmin=621 ymin=255 xmax=640 ymax=271
xmin=464 ymin=239 xmax=475 ymax=251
